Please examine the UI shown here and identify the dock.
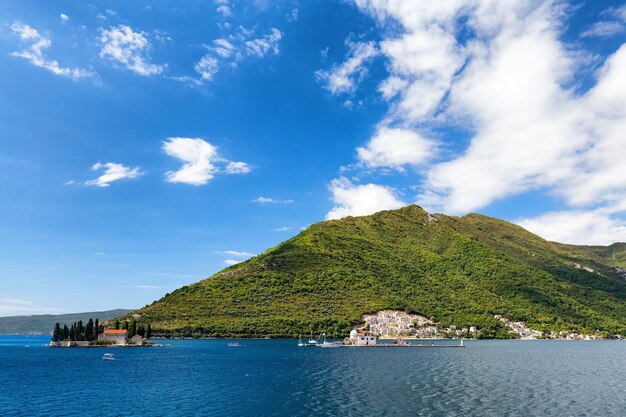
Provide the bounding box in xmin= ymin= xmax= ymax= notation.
xmin=342 ymin=343 xmax=465 ymax=348
xmin=317 ymin=330 xmax=467 ymax=348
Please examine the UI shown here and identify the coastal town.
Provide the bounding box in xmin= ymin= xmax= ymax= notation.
xmin=493 ymin=315 xmax=604 ymax=340
xmin=358 ymin=310 xmax=605 ymax=340
xmin=494 ymin=315 xmax=543 ymax=339
xmin=362 ymin=310 xmax=479 ymax=339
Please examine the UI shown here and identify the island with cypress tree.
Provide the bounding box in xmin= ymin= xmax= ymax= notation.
xmin=49 ymin=318 xmax=153 ymax=347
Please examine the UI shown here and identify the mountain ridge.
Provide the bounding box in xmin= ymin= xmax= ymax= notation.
xmin=122 ymin=205 xmax=626 ymax=338
xmin=0 ymin=309 xmax=135 ymax=334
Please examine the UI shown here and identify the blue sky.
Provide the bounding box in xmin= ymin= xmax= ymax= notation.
xmin=1 ymin=0 xmax=626 ymax=315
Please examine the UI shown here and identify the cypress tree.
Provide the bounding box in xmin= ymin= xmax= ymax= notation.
xmin=52 ymin=323 xmax=61 ymax=342
xmin=62 ymin=324 xmax=69 ymax=340
xmin=86 ymin=319 xmax=94 ymax=341
xmin=114 ymin=320 xmax=120 ymax=330
xmin=76 ymin=320 xmax=84 ymax=341
xmin=122 ymin=321 xmax=128 ymax=331
xmin=94 ymin=319 xmax=99 ymax=338
xmin=130 ymin=320 xmax=137 ymax=337
xmin=69 ymin=324 xmax=75 ymax=341
xmin=146 ymin=324 xmax=152 ymax=339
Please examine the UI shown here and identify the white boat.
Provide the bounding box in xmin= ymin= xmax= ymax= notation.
xmin=320 ymin=333 xmax=341 ymax=348
xmin=103 ymin=353 xmax=115 ymax=361
xmin=299 ymin=331 xmax=319 ymax=346
xmin=228 ymin=342 xmax=241 ymax=347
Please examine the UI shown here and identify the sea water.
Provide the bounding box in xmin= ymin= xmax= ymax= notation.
xmin=1 ymin=335 xmax=625 ymax=416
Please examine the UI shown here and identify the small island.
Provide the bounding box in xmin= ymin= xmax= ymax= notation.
xmin=49 ymin=318 xmax=153 ymax=347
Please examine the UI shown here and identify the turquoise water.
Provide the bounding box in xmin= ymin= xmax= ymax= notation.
xmin=1 ymin=335 xmax=626 ymax=416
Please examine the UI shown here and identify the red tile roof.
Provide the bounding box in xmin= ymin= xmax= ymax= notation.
xmin=104 ymin=329 xmax=128 ymax=334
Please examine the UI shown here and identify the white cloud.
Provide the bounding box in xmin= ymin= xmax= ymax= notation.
xmin=85 ymin=162 xmax=142 ymax=187
xmin=341 ymin=0 xmax=626 ymax=244
xmin=253 ymin=196 xmax=294 ymax=204
xmin=273 ymin=226 xmax=293 ymax=232
xmin=580 ymin=4 xmax=626 ymax=38
xmin=516 ymin=210 xmax=626 ymax=245
xmin=245 ymin=28 xmax=282 ymax=57
xmin=2 ymin=298 xmax=31 ymax=305
xmin=0 ymin=298 xmax=66 ymax=316
xmin=326 ymin=177 xmax=405 ymax=220
xmin=225 ymin=161 xmax=251 ymax=174
xmin=217 ymin=5 xmax=233 ymax=17
xmin=316 ymin=41 xmax=378 ymax=94
xmin=195 ymin=55 xmax=219 ymax=80
xmin=289 ymin=8 xmax=299 ymax=22
xmin=135 ymin=285 xmax=162 ymax=289
xmin=218 ymin=250 xmax=256 ymax=257
xmin=169 ymin=75 xmax=204 ymax=87
xmin=60 ymin=14 xmax=69 ymax=22
xmin=162 ymin=137 xmax=250 ymax=185
xmin=99 ymin=25 xmax=166 ymax=76
xmin=163 ymin=138 xmax=218 ymax=185
xmin=194 ymin=26 xmax=283 ymax=82
xmin=581 ymin=21 xmax=624 ymax=38
xmin=213 ymin=39 xmax=235 ymax=58
xmin=9 ymin=22 xmax=93 ymax=80
xmin=357 ymin=126 xmax=435 ymax=170
xmin=217 ymin=249 xmax=254 ymax=266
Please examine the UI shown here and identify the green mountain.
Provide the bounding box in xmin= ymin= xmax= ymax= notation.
xmin=0 ymin=309 xmax=134 ymax=334
xmin=123 ymin=206 xmax=626 ymax=338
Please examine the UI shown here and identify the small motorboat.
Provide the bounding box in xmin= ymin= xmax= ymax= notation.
xmin=228 ymin=342 xmax=241 ymax=347
xmin=103 ymin=353 xmax=115 ymax=361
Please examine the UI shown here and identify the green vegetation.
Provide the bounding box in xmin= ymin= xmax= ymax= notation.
xmin=553 ymin=242 xmax=626 ymax=269
xmin=50 ymin=317 xmax=152 ymax=342
xmin=0 ymin=309 xmax=134 ymax=335
xmin=127 ymin=319 xmax=149 ymax=338
xmin=50 ymin=319 xmax=152 ymax=345
xmin=119 ymin=205 xmax=626 ymax=339
xmin=51 ymin=318 xmax=103 ymax=342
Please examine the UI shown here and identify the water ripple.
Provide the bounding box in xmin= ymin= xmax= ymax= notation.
xmin=2 ymin=338 xmax=626 ymax=416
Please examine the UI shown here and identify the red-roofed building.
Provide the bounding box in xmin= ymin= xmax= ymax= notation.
xmin=99 ymin=329 xmax=129 ymax=345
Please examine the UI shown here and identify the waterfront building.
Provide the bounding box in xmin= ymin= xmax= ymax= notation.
xmin=98 ymin=329 xmax=129 ymax=345
xmin=355 ymin=331 xmax=376 ymax=346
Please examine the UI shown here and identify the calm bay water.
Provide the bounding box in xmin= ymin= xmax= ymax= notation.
xmin=1 ymin=335 xmax=626 ymax=416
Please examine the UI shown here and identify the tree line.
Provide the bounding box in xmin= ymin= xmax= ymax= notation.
xmin=51 ymin=318 xmax=151 ymax=342
xmin=110 ymin=319 xmax=152 ymax=339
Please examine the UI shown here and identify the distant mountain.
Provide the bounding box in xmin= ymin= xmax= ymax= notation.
xmin=121 ymin=205 xmax=626 ymax=338
xmin=0 ymin=309 xmax=134 ymax=334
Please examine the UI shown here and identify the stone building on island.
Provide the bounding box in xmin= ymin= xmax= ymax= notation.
xmin=98 ymin=329 xmax=129 ymax=345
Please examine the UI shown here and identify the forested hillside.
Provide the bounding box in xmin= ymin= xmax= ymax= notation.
xmin=122 ymin=206 xmax=626 ymax=338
